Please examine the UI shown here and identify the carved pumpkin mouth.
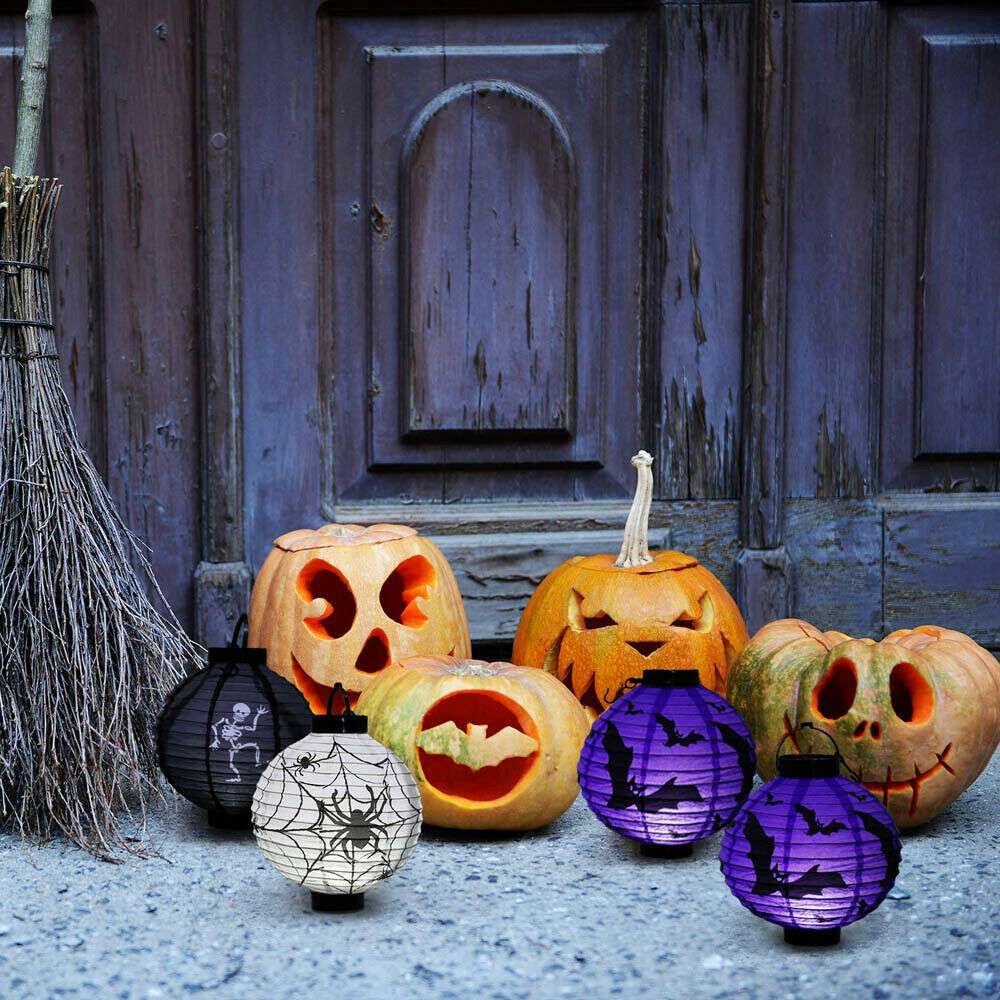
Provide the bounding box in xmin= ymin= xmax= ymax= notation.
xmin=416 ymin=691 xmax=540 ymax=804
xmin=290 ymin=655 xmax=360 ymax=712
xmin=859 ymin=744 xmax=955 ymax=818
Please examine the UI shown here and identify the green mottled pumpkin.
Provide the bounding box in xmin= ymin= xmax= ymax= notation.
xmin=727 ymin=619 xmax=1000 ymax=829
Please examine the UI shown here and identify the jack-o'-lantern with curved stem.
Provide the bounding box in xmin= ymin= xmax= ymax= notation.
xmin=727 ymin=619 xmax=1000 ymax=828
xmin=249 ymin=523 xmax=471 ymax=711
xmin=512 ymin=451 xmax=749 ymax=716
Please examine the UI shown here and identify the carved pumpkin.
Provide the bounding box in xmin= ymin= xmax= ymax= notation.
xmin=726 ymin=619 xmax=1000 ymax=828
xmin=248 ymin=523 xmax=470 ymax=711
xmin=512 ymin=451 xmax=748 ymax=716
xmin=357 ymin=655 xmax=591 ymax=830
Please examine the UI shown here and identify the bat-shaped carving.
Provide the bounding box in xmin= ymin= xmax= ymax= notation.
xmin=794 ymin=804 xmax=848 ymax=836
xmin=743 ymin=812 xmax=847 ymax=899
xmin=416 ymin=722 xmax=539 ymax=770
xmin=711 ymin=719 xmax=755 ymax=800
xmin=603 ymin=722 xmax=705 ymax=813
xmin=655 ymin=713 xmax=706 ymax=747
xmin=854 ymin=809 xmax=900 ymax=892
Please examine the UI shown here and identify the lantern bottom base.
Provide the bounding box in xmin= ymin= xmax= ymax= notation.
xmin=783 ymin=926 xmax=841 ymax=947
xmin=206 ymin=810 xmax=251 ymax=830
xmin=311 ymin=891 xmax=364 ymax=912
xmin=639 ymin=841 xmax=694 ymax=859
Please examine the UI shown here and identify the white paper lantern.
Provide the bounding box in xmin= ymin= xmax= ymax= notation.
xmin=252 ymin=686 xmax=421 ymax=910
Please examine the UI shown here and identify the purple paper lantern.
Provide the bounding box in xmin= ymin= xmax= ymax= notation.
xmin=719 ymin=753 xmax=902 ymax=946
xmin=577 ymin=669 xmax=757 ymax=857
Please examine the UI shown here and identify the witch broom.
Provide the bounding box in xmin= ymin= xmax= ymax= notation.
xmin=0 ymin=0 xmax=200 ymax=858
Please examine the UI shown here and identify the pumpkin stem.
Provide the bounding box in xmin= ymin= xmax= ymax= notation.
xmin=615 ymin=451 xmax=654 ymax=568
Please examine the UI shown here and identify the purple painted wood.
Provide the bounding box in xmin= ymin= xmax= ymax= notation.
xmin=239 ymin=1 xmax=322 ymax=571
xmin=882 ymin=7 xmax=1000 ymax=492
xmin=94 ymin=0 xmax=202 ymax=624
xmin=784 ymin=2 xmax=880 ymax=499
xmin=655 ymin=3 xmax=748 ymax=500
xmin=0 ymin=11 xmax=102 ymax=462
xmin=403 ymin=80 xmax=574 ymax=439
xmin=915 ymin=34 xmax=1000 ymax=458
xmin=323 ymin=12 xmax=645 ymax=502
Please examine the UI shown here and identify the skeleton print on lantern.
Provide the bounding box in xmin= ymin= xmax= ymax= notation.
xmin=253 ymin=730 xmax=422 ymax=897
xmin=211 ymin=703 xmax=270 ymax=782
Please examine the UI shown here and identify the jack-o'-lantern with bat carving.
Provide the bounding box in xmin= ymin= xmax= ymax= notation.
xmin=357 ymin=655 xmax=591 ymax=829
xmin=512 ymin=451 xmax=749 ymax=717
xmin=727 ymin=618 xmax=1000 ymax=828
xmin=249 ymin=524 xmax=470 ymax=711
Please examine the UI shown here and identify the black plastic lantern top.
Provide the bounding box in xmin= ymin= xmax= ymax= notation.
xmin=777 ymin=753 xmax=840 ymax=778
xmin=313 ymin=683 xmax=369 ymax=735
xmin=207 ymin=614 xmax=267 ymax=666
xmin=641 ymin=668 xmax=701 ymax=688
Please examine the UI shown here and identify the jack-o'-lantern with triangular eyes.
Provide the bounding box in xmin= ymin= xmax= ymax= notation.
xmin=249 ymin=523 xmax=470 ymax=711
xmin=727 ymin=618 xmax=1000 ymax=828
xmin=513 ymin=452 xmax=749 ymax=717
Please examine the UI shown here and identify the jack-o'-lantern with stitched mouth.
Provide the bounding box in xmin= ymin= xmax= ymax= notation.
xmin=248 ymin=524 xmax=471 ymax=711
xmin=358 ymin=654 xmax=591 ymax=830
xmin=512 ymin=451 xmax=749 ymax=717
xmin=727 ymin=619 xmax=1000 ymax=828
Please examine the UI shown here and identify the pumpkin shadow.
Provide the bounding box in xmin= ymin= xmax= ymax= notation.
xmin=417 ymin=822 xmax=554 ymax=844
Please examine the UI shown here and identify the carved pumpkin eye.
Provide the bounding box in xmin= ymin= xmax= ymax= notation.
xmin=889 ymin=662 xmax=934 ymax=724
xmin=567 ymin=588 xmax=617 ymax=630
xmin=296 ymin=560 xmax=356 ymax=639
xmin=813 ymin=657 xmax=857 ymax=720
xmin=380 ymin=555 xmax=436 ymax=628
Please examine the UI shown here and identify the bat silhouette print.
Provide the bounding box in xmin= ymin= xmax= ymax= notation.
xmin=603 ymin=721 xmax=704 ymax=813
xmin=854 ymin=810 xmax=900 ymax=892
xmin=794 ymin=804 xmax=848 ymax=836
xmin=710 ymin=719 xmax=755 ymax=799
xmin=655 ymin=714 xmax=706 ymax=747
xmin=744 ymin=812 xmax=847 ymax=899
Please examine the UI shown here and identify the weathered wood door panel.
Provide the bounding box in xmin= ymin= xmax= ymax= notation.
xmin=882 ymin=8 xmax=1000 ymax=492
xmin=0 ymin=2 xmax=201 ymax=626
xmin=320 ymin=13 xmax=646 ymax=503
xmin=16 ymin=1 xmax=995 ymax=653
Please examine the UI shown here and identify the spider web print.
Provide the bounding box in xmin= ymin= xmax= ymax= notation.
xmin=253 ymin=734 xmax=422 ymax=895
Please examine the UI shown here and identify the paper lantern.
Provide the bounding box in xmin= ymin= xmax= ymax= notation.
xmin=577 ymin=669 xmax=756 ymax=856
xmin=719 ymin=742 xmax=902 ymax=946
xmin=252 ymin=684 xmax=422 ymax=910
xmin=157 ymin=616 xmax=312 ymax=828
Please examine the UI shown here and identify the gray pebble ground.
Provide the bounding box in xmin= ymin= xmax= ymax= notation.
xmin=2 ymin=754 xmax=999 ymax=1000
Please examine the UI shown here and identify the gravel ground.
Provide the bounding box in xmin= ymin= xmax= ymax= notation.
xmin=1 ymin=754 xmax=999 ymax=1000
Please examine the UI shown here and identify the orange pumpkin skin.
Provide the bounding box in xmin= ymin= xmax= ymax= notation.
xmin=727 ymin=619 xmax=1000 ymax=828
xmin=248 ymin=524 xmax=470 ymax=711
xmin=512 ymin=551 xmax=749 ymax=716
xmin=357 ymin=655 xmax=591 ymax=830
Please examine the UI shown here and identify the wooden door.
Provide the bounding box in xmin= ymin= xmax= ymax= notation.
xmin=16 ymin=1 xmax=997 ymax=657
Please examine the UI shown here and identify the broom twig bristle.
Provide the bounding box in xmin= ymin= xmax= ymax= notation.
xmin=0 ymin=167 xmax=200 ymax=860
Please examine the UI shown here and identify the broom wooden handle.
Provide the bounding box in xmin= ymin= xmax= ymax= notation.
xmin=12 ymin=0 xmax=52 ymax=177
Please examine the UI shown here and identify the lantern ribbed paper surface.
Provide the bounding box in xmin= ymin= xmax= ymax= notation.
xmin=157 ymin=617 xmax=312 ymax=827
xmin=719 ymin=753 xmax=902 ymax=946
xmin=252 ymin=689 xmax=421 ymax=910
xmin=577 ymin=669 xmax=756 ymax=855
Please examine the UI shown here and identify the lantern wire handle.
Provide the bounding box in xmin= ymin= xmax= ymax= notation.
xmin=775 ymin=722 xmax=861 ymax=782
xmin=324 ymin=682 xmax=355 ymax=718
xmin=229 ymin=613 xmax=250 ymax=650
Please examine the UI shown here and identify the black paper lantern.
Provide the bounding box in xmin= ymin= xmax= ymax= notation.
xmin=157 ymin=615 xmax=312 ymax=828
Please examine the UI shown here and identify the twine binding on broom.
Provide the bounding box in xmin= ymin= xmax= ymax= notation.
xmin=0 ymin=167 xmax=202 ymax=860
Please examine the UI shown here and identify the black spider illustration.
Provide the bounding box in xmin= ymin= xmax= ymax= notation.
xmin=316 ymin=785 xmax=391 ymax=858
xmin=293 ymin=752 xmax=322 ymax=774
